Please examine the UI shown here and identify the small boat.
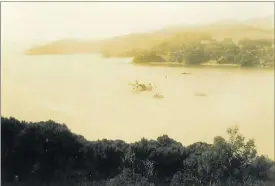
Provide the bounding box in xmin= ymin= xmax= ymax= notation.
xmin=146 ymin=83 xmax=153 ymax=91
xmin=153 ymin=93 xmax=164 ymax=99
xmin=129 ymin=81 xmax=153 ymax=92
xmin=181 ymin=72 xmax=192 ymax=75
xmin=194 ymin=92 xmax=207 ymax=97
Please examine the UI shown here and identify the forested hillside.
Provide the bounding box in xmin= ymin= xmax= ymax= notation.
xmin=25 ymin=15 xmax=274 ymax=65
xmin=132 ymin=35 xmax=274 ymax=67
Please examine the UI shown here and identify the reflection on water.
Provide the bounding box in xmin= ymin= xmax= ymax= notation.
xmin=1 ymin=51 xmax=274 ymax=159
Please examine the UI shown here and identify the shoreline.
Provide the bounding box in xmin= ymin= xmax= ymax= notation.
xmin=22 ymin=52 xmax=274 ymax=70
xmin=131 ymin=62 xmax=274 ymax=70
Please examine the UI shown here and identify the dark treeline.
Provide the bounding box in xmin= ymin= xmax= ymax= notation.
xmin=132 ymin=34 xmax=274 ymax=68
xmin=2 ymin=117 xmax=275 ymax=186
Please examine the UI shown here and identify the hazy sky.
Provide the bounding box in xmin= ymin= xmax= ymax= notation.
xmin=1 ymin=2 xmax=274 ymax=45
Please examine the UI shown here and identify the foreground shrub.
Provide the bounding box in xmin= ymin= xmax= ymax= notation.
xmin=1 ymin=117 xmax=274 ymax=186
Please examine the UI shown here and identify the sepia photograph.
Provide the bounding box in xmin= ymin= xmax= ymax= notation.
xmin=1 ymin=1 xmax=275 ymax=186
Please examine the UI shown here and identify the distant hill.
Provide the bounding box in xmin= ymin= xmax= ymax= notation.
xmin=26 ymin=32 xmax=175 ymax=56
xmin=26 ymin=39 xmax=99 ymax=55
xmin=243 ymin=15 xmax=274 ymax=29
xmin=25 ymin=15 xmax=274 ymax=57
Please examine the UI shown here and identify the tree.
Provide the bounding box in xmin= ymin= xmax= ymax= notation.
xmin=237 ymin=39 xmax=273 ymax=67
xmin=132 ymin=51 xmax=165 ymax=63
xmin=2 ymin=117 xmax=275 ymax=185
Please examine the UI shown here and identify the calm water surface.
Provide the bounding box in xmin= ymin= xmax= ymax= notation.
xmin=2 ymin=50 xmax=274 ymax=159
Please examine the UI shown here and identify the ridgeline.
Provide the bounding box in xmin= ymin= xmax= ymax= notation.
xmin=25 ymin=16 xmax=274 ymax=68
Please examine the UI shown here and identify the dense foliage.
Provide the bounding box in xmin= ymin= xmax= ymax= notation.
xmin=2 ymin=117 xmax=275 ymax=186
xmin=132 ymin=35 xmax=274 ymax=67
